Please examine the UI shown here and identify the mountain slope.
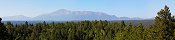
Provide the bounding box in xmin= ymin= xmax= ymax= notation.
xmin=33 ymin=9 xmax=118 ymax=21
xmin=2 ymin=9 xmax=143 ymax=21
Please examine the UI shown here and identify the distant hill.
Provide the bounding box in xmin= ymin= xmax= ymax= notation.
xmin=2 ymin=9 xmax=143 ymax=21
xmin=2 ymin=15 xmax=31 ymax=21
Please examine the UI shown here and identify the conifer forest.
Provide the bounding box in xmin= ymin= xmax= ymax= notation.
xmin=1 ymin=6 xmax=175 ymax=40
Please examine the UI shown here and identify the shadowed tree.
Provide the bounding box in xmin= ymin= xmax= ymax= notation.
xmin=0 ymin=18 xmax=9 ymax=40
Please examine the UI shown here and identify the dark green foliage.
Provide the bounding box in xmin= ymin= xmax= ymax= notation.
xmin=0 ymin=18 xmax=9 ymax=40
xmin=0 ymin=5 xmax=175 ymax=40
xmin=151 ymin=5 xmax=175 ymax=40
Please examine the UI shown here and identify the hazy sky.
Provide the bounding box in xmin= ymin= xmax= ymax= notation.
xmin=0 ymin=0 xmax=174 ymax=18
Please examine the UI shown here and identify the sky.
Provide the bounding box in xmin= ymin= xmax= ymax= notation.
xmin=0 ymin=0 xmax=174 ymax=18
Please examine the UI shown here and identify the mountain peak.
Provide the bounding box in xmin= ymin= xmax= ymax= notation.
xmin=15 ymin=15 xmax=27 ymax=17
xmin=2 ymin=9 xmax=144 ymax=21
xmin=50 ymin=9 xmax=72 ymax=15
xmin=56 ymin=9 xmax=70 ymax=12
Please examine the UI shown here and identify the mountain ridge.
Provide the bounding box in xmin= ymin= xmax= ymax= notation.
xmin=2 ymin=9 xmax=144 ymax=21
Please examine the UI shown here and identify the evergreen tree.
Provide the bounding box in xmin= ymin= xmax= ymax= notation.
xmin=0 ymin=18 xmax=9 ymax=40
xmin=6 ymin=21 xmax=14 ymax=40
xmin=153 ymin=5 xmax=175 ymax=40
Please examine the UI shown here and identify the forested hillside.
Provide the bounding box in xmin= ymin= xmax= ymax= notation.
xmin=0 ymin=6 xmax=175 ymax=40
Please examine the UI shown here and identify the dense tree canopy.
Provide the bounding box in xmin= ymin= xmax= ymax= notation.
xmin=0 ymin=5 xmax=175 ymax=40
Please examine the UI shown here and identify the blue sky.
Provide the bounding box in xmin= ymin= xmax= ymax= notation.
xmin=0 ymin=0 xmax=174 ymax=18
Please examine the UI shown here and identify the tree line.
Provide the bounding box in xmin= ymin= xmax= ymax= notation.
xmin=0 ymin=5 xmax=175 ymax=40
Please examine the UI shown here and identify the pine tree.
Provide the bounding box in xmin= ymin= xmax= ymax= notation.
xmin=153 ymin=5 xmax=175 ymax=40
xmin=6 ymin=21 xmax=14 ymax=40
xmin=0 ymin=18 xmax=9 ymax=40
xmin=25 ymin=21 xmax=29 ymax=26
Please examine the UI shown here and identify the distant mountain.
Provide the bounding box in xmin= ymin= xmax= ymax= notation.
xmin=2 ymin=9 xmax=144 ymax=21
xmin=117 ymin=17 xmax=142 ymax=20
xmin=33 ymin=9 xmax=118 ymax=21
xmin=144 ymin=17 xmax=154 ymax=20
xmin=2 ymin=15 xmax=31 ymax=21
